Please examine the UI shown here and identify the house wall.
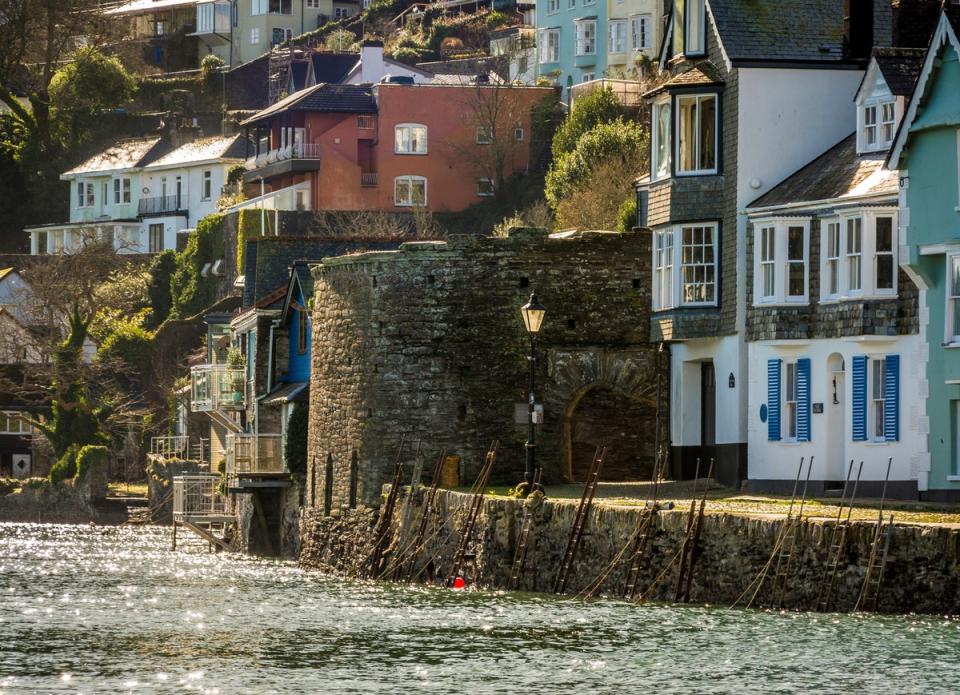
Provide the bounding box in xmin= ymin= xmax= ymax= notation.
xmin=285 ymin=285 xmax=311 ymax=383
xmin=901 ymin=40 xmax=960 ymax=497
xmin=142 ymin=161 xmax=233 ymax=228
xmin=230 ymin=1 xmax=360 ymax=66
xmin=606 ymin=0 xmax=662 ymax=75
xmin=536 ymin=0 xmax=610 ymax=99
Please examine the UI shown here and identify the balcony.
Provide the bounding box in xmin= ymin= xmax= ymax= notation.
xmin=139 ymin=195 xmax=186 ymax=217
xmin=190 ymin=364 xmax=246 ymax=412
xmin=225 ymin=182 xmax=310 ymax=216
xmin=150 ymin=435 xmax=209 ymax=464
xmin=243 ymin=142 xmax=322 ymax=182
xmin=173 ymin=475 xmax=228 ymax=522
xmin=226 ymin=433 xmax=284 ymax=477
xmin=361 ymin=172 xmax=378 ymax=187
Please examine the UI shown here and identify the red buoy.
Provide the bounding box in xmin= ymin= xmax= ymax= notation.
xmin=452 ymin=577 xmax=466 ymax=589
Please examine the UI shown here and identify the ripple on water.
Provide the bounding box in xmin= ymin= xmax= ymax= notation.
xmin=0 ymin=522 xmax=957 ymax=694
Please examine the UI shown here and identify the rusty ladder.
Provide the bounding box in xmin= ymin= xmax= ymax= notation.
xmin=508 ymin=467 xmax=543 ymax=591
xmin=675 ymin=458 xmax=714 ymax=603
xmin=402 ymin=449 xmax=446 ymax=582
xmin=363 ymin=435 xmax=408 ymax=579
xmin=816 ymin=460 xmax=862 ymax=612
xmin=855 ymin=458 xmax=894 ymax=613
xmin=553 ymin=445 xmax=606 ymax=596
xmin=622 ymin=446 xmax=671 ymax=600
xmin=768 ymin=456 xmax=814 ymax=609
xmin=446 ymin=440 xmax=498 ymax=586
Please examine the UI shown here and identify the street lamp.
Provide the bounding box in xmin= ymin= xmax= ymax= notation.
xmin=519 ymin=291 xmax=546 ymax=496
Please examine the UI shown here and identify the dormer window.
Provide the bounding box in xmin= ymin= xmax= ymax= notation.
xmin=685 ymin=0 xmax=706 ymax=56
xmin=861 ymin=99 xmax=896 ymax=152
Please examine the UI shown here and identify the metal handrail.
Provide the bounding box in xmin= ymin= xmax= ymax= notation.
xmin=139 ymin=195 xmax=184 ymax=216
xmin=190 ymin=364 xmax=246 ymax=412
xmin=173 ymin=475 xmax=226 ymax=522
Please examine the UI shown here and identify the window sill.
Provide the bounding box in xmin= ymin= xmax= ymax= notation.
xmin=675 ymin=170 xmax=719 ymax=178
xmin=864 ymin=440 xmax=892 ymax=446
xmin=394 ymin=152 xmax=428 ymax=156
xmin=945 ymin=475 xmax=960 ymax=482
xmin=818 ymin=294 xmax=898 ymax=305
xmin=753 ymin=301 xmax=809 ymax=308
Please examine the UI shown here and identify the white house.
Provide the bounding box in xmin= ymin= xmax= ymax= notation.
xmin=26 ymin=134 xmax=244 ymax=255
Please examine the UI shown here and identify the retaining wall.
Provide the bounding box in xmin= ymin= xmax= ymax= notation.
xmin=300 ymin=489 xmax=960 ymax=614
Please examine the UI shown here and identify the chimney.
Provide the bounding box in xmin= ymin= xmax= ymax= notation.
xmin=360 ymin=40 xmax=385 ymax=84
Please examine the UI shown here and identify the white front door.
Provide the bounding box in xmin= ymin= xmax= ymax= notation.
xmin=827 ymin=366 xmax=846 ymax=480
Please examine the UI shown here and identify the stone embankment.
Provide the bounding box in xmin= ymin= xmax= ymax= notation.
xmin=0 ymin=457 xmax=121 ymax=524
xmin=300 ymin=489 xmax=960 ymax=614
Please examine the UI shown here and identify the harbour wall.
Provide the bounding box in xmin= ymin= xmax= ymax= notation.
xmin=300 ymin=489 xmax=960 ymax=614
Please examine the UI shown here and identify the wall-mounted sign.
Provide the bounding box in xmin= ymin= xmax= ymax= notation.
xmin=812 ymin=403 xmax=824 ymax=414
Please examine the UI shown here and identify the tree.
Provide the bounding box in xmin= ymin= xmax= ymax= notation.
xmin=551 ymin=86 xmax=625 ymax=158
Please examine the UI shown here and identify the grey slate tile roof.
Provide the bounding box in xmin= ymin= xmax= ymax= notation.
xmin=873 ymin=47 xmax=925 ymax=96
xmin=241 ymin=83 xmax=377 ymax=126
xmin=645 ymin=61 xmax=724 ymax=96
xmin=310 ymin=53 xmax=360 ymax=84
xmin=709 ymin=0 xmax=847 ymax=63
xmin=63 ymin=137 xmax=167 ymax=175
xmin=747 ymin=134 xmax=897 ymax=210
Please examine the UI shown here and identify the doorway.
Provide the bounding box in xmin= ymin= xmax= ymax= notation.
xmin=700 ymin=362 xmax=716 ymax=463
xmin=827 ymin=353 xmax=846 ymax=483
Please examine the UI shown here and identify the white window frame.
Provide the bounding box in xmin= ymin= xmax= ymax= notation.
xmin=946 ymin=254 xmax=960 ymax=345
xmin=77 ymin=181 xmax=94 ymax=208
xmin=631 ymin=13 xmax=651 ymax=51
xmin=575 ymin=19 xmax=596 ymax=56
xmin=394 ymin=123 xmax=428 ymax=154
xmin=858 ymin=97 xmax=897 ymax=153
xmin=869 ymin=357 xmax=887 ymax=442
xmin=784 ymin=361 xmax=799 ymax=441
xmin=568 ymin=0 xmax=575 ymax=7
xmin=250 ymin=27 xmax=260 ymax=45
xmin=394 ymin=175 xmax=427 ymax=207
xmin=608 ymin=19 xmax=627 ymax=54
xmin=539 ymin=28 xmax=560 ymax=63
xmin=476 ymin=178 xmax=494 ymax=197
xmin=202 ymin=170 xmax=213 ymax=200
xmin=651 ymin=97 xmax=672 ymax=181
xmin=751 ymin=218 xmax=809 ymax=305
xmin=514 ymin=126 xmax=524 ymax=141
xmin=149 ymin=223 xmax=164 ymax=253
xmin=547 ymin=0 xmax=559 ymax=13
xmin=846 ymin=215 xmax=863 ymax=293
xmin=822 ymin=219 xmax=841 ymax=300
xmin=252 ymin=0 xmax=267 ymax=15
xmin=652 ymin=228 xmax=674 ymax=311
xmin=676 ymin=93 xmax=718 ymax=176
xmin=0 ymin=411 xmax=27 ymax=435
xmin=820 ymin=210 xmax=898 ymax=301
xmin=581 ymin=72 xmax=595 ymax=82
xmin=306 ymin=0 xmax=319 ymax=7
xmin=113 ymin=177 xmax=131 ymax=205
xmin=684 ymin=0 xmax=706 ymax=56
xmin=651 ymin=222 xmax=719 ymax=310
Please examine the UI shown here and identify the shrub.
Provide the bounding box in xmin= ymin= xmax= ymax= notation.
xmin=226 ymin=164 xmax=246 ymax=186
xmin=49 ymin=444 xmax=80 ymax=484
xmin=284 ymin=404 xmax=308 ymax=482
xmin=617 ymin=197 xmax=638 ymax=232
xmin=145 ymin=250 xmax=177 ymax=328
xmin=201 ymin=54 xmax=225 ymax=74
xmin=551 ymin=86 xmax=625 ymax=158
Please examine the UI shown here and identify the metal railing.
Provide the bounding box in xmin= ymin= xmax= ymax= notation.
xmin=226 ymin=433 xmax=284 ymax=476
xmin=244 ymin=142 xmax=321 ymax=169
xmin=225 ymin=182 xmax=310 ymax=214
xmin=173 ymin=475 xmax=226 ymax=522
xmin=361 ymin=172 xmax=378 ymax=187
xmin=190 ymin=364 xmax=246 ymax=412
xmin=151 ymin=435 xmax=189 ymax=459
xmin=138 ymin=195 xmax=184 ymax=216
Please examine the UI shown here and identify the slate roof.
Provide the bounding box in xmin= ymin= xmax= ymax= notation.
xmin=281 ymin=260 xmax=316 ymax=324
xmin=645 ymin=62 xmax=724 ymax=96
xmin=263 ymin=381 xmax=308 ymax=406
xmin=241 ymin=84 xmax=377 ymax=126
xmin=144 ymin=134 xmax=245 ymax=169
xmin=310 ymin=53 xmax=360 ymax=85
xmin=747 ymin=134 xmax=898 ymax=210
xmin=63 ymin=137 xmax=167 ymax=176
xmin=873 ymin=47 xmax=926 ymax=96
xmin=709 ymin=0 xmax=848 ymax=63
xmin=290 ymin=61 xmax=309 ymax=93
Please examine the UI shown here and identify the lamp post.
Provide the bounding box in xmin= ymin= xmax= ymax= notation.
xmin=519 ymin=291 xmax=546 ymax=496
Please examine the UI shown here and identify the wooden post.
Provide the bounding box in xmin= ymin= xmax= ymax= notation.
xmin=171 ymin=521 xmax=178 ymax=551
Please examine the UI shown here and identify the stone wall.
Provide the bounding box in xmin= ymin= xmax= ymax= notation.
xmin=301 ymin=489 xmax=960 ymax=614
xmin=307 ymin=229 xmax=660 ymax=510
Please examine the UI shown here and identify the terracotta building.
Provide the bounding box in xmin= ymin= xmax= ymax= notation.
xmin=236 ymin=82 xmax=555 ymax=215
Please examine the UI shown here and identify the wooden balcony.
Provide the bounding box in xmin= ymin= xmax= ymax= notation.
xmin=226 ymin=433 xmax=284 ymax=477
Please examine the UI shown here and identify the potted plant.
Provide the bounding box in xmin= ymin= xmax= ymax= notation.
xmin=226 ymin=347 xmax=246 ymax=404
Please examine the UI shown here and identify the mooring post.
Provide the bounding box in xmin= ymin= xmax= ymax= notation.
xmin=171 ymin=521 xmax=177 ymax=551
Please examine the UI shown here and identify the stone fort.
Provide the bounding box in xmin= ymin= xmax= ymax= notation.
xmin=306 ymin=228 xmax=663 ymax=510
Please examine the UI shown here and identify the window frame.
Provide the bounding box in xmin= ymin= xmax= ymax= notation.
xmin=475 ymin=125 xmax=493 ymax=145
xmin=651 ymin=97 xmax=672 ymax=181
xmin=784 ymin=361 xmax=799 ymax=442
xmin=476 ymin=178 xmax=495 ymax=197
xmin=946 ymin=254 xmax=960 ymax=345
xmin=684 ymin=0 xmax=706 ymax=56
xmin=574 ymin=18 xmax=597 ymax=56
xmin=77 ymin=181 xmax=95 ymax=208
xmin=394 ymin=175 xmax=427 ymax=207
xmin=858 ymin=97 xmax=897 ymax=153
xmin=148 ymin=223 xmax=164 ymax=253
xmin=394 ymin=123 xmax=428 ymax=155
xmin=113 ymin=177 xmax=131 ymax=205
xmin=631 ymin=13 xmax=651 ymax=51
xmin=752 ymin=218 xmax=810 ymax=306
xmin=250 ymin=27 xmax=260 ymax=44
xmin=538 ymin=28 xmax=560 ymax=63
xmin=201 ymin=170 xmax=213 ymax=201
xmin=297 ymin=308 xmax=308 ymax=354
xmin=869 ymin=357 xmax=887 ymax=443
xmin=676 ymin=92 xmax=718 ymax=176
xmin=651 ymin=222 xmax=719 ymax=310
xmin=547 ymin=0 xmax=559 ymax=14
xmin=823 ymin=219 xmax=841 ymax=300
xmin=608 ymin=19 xmax=627 ymax=54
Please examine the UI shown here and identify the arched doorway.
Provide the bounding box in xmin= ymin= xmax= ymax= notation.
xmin=564 ymin=385 xmax=656 ymax=482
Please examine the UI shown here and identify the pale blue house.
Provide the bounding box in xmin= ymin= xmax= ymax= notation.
xmin=889 ymin=5 xmax=960 ymax=500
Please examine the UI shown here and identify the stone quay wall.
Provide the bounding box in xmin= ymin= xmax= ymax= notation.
xmin=306 ymin=228 xmax=661 ymax=512
xmin=301 ymin=489 xmax=960 ymax=615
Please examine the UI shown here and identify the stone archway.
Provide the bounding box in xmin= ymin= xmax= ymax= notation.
xmin=546 ymin=348 xmax=661 ymax=483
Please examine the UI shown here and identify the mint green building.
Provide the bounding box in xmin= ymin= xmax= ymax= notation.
xmin=891 ymin=6 xmax=960 ymax=500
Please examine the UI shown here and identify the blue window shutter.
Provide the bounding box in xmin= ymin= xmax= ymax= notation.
xmin=852 ymin=355 xmax=868 ymax=442
xmin=884 ymin=354 xmax=900 ymax=442
xmin=767 ymin=359 xmax=781 ymax=442
xmin=797 ymin=358 xmax=811 ymax=442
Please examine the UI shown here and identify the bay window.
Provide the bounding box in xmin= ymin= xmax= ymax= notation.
xmin=677 ymin=94 xmax=717 ymax=175
xmin=752 ymin=219 xmax=809 ymax=304
xmin=539 ymin=29 xmax=559 ymax=63
xmin=651 ymin=99 xmax=671 ymax=180
xmin=395 ymin=123 xmax=428 ymax=154
xmin=820 ymin=211 xmax=898 ymax=300
xmin=394 ymin=176 xmax=426 ymax=207
xmin=575 ymin=19 xmax=596 ymax=56
xmin=608 ymin=20 xmax=627 ymax=54
xmin=652 ymin=222 xmax=718 ymax=309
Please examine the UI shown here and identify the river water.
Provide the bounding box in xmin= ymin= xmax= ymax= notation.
xmin=1 ymin=523 xmax=959 ymax=694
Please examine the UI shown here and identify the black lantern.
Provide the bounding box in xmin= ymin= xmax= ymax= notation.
xmin=519 ymin=291 xmax=546 ymax=496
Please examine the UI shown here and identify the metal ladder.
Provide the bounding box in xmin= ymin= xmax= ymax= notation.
xmin=675 ymin=459 xmax=714 ymax=603
xmin=816 ymin=460 xmax=863 ymax=612
xmin=855 ymin=458 xmax=894 ymax=613
xmin=553 ymin=445 xmax=606 ymax=595
xmin=446 ymin=441 xmax=498 ymax=586
xmin=508 ymin=467 xmax=543 ymax=591
xmin=402 ymin=449 xmax=446 ymax=582
xmin=768 ymin=456 xmax=813 ymax=609
xmin=621 ymin=446 xmax=670 ymax=600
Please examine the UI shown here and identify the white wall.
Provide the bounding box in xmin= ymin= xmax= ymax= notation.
xmin=670 ymin=335 xmax=744 ymax=447
xmin=141 ymin=162 xmax=231 ymax=228
xmin=747 ymin=335 xmax=925 ymax=484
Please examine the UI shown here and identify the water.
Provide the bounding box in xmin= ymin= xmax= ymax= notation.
xmin=1 ymin=524 xmax=959 ymax=694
